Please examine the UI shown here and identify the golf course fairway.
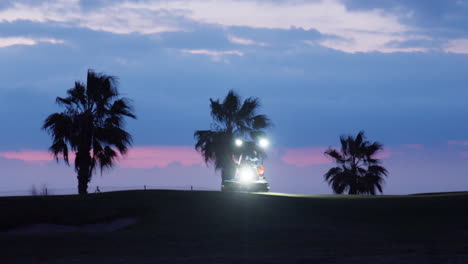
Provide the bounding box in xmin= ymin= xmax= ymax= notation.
xmin=0 ymin=190 xmax=467 ymax=263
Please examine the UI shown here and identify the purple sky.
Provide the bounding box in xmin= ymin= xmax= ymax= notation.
xmin=0 ymin=0 xmax=467 ymax=195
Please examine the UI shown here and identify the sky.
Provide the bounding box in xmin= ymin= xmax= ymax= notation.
xmin=0 ymin=0 xmax=467 ymax=195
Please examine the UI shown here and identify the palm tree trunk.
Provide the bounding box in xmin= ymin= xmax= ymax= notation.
xmin=76 ymin=150 xmax=92 ymax=195
xmin=221 ymin=162 xmax=236 ymax=181
xmin=221 ymin=168 xmax=230 ymax=181
xmin=77 ymin=169 xmax=89 ymax=195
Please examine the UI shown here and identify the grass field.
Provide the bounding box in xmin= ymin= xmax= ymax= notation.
xmin=0 ymin=190 xmax=467 ymax=263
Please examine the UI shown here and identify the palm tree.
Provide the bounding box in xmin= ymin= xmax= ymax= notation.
xmin=43 ymin=70 xmax=136 ymax=194
xmin=194 ymin=90 xmax=271 ymax=182
xmin=324 ymin=131 xmax=388 ymax=195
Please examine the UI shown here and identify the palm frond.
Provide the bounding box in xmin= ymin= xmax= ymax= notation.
xmin=236 ymin=97 xmax=258 ymax=120
xmin=222 ymin=90 xmax=240 ymax=116
xmin=43 ymin=69 xmax=135 ymax=194
xmin=49 ymin=139 xmax=69 ymax=164
xmin=324 ymin=148 xmax=344 ymax=163
xmin=324 ymin=166 xmax=343 ymax=182
xmin=339 ymin=135 xmax=349 ymax=156
xmin=195 ymin=90 xmax=271 ymax=176
xmin=64 ymin=82 xmax=87 ymax=109
xmin=95 ymin=146 xmax=117 ymax=173
xmin=251 ymin=114 xmax=271 ymax=130
xmin=323 ymin=131 xmax=387 ymax=195
xmin=365 ymin=142 xmax=383 ymax=158
xmin=194 ymin=130 xmax=217 ymax=164
xmin=109 ymin=98 xmax=136 ymax=119
xmin=209 ymin=99 xmax=225 ymax=123
xmin=355 ymin=131 xmax=364 ymax=147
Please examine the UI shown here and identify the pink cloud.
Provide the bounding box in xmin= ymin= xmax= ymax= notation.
xmin=401 ymin=144 xmax=424 ymax=150
xmin=119 ymin=146 xmax=204 ymax=168
xmin=0 ymin=150 xmax=55 ymax=165
xmin=448 ymin=141 xmax=468 ymax=146
xmin=0 ymin=146 xmax=204 ymax=169
xmin=0 ymin=145 xmax=396 ymax=170
xmin=374 ymin=148 xmax=395 ymax=159
xmin=281 ymin=146 xmax=394 ymax=168
xmin=460 ymin=152 xmax=468 ymax=157
xmin=281 ymin=147 xmax=331 ymax=167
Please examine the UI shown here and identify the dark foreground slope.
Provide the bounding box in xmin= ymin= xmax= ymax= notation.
xmin=0 ymin=190 xmax=467 ymax=263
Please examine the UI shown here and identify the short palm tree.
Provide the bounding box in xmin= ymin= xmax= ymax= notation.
xmin=324 ymin=131 xmax=388 ymax=195
xmin=194 ymin=90 xmax=271 ymax=182
xmin=43 ymin=70 xmax=136 ymax=194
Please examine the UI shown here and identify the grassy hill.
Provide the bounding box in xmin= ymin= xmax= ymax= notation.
xmin=1 ymin=190 xmax=467 ymax=263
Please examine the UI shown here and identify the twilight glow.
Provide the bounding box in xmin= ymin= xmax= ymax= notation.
xmin=0 ymin=0 xmax=467 ymax=195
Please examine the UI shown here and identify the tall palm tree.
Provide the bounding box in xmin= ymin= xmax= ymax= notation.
xmin=194 ymin=90 xmax=271 ymax=182
xmin=43 ymin=70 xmax=136 ymax=194
xmin=324 ymin=131 xmax=388 ymax=195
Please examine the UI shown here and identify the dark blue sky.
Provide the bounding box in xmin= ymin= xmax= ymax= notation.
xmin=0 ymin=0 xmax=467 ymax=194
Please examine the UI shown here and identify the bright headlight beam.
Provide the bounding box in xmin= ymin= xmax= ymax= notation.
xmin=235 ymin=139 xmax=243 ymax=147
xmin=259 ymin=138 xmax=269 ymax=148
xmin=239 ymin=167 xmax=255 ymax=183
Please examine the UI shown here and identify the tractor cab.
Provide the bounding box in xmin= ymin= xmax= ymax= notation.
xmin=221 ymin=138 xmax=270 ymax=192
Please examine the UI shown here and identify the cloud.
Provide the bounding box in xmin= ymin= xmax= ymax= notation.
xmin=0 ymin=0 xmax=430 ymax=53
xmin=119 ymin=146 xmax=204 ymax=168
xmin=448 ymin=141 xmax=468 ymax=158
xmin=2 ymin=0 xmax=468 ymax=54
xmin=374 ymin=148 xmax=394 ymax=159
xmin=181 ymin=49 xmax=243 ymax=56
xmin=124 ymin=0 xmax=420 ymax=53
xmin=181 ymin=48 xmax=244 ymax=62
xmin=281 ymin=146 xmax=395 ymax=167
xmin=0 ymin=146 xmax=204 ymax=169
xmin=448 ymin=140 xmax=468 ymax=146
xmin=0 ymin=0 xmax=78 ymax=23
xmin=227 ymin=34 xmax=267 ymax=46
xmin=319 ymin=33 xmax=430 ymax=53
xmin=0 ymin=0 xmax=181 ymax=34
xmin=0 ymin=150 xmax=56 ymax=165
xmin=0 ymin=37 xmax=63 ymax=48
xmin=2 ymin=0 xmax=468 ymax=55
xmin=444 ymin=39 xmax=468 ymax=54
xmin=281 ymin=147 xmax=332 ymax=167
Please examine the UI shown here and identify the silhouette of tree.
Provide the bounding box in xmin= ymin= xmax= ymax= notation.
xmin=43 ymin=70 xmax=136 ymax=194
xmin=324 ymin=131 xmax=387 ymax=195
xmin=194 ymin=90 xmax=271 ymax=182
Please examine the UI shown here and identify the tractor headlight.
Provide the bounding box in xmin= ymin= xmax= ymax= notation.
xmin=259 ymin=138 xmax=269 ymax=148
xmin=235 ymin=139 xmax=243 ymax=147
xmin=239 ymin=167 xmax=255 ymax=183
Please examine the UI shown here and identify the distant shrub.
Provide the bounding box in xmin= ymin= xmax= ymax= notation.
xmin=30 ymin=185 xmax=38 ymax=196
xmin=30 ymin=185 xmax=50 ymax=196
xmin=40 ymin=185 xmax=49 ymax=196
